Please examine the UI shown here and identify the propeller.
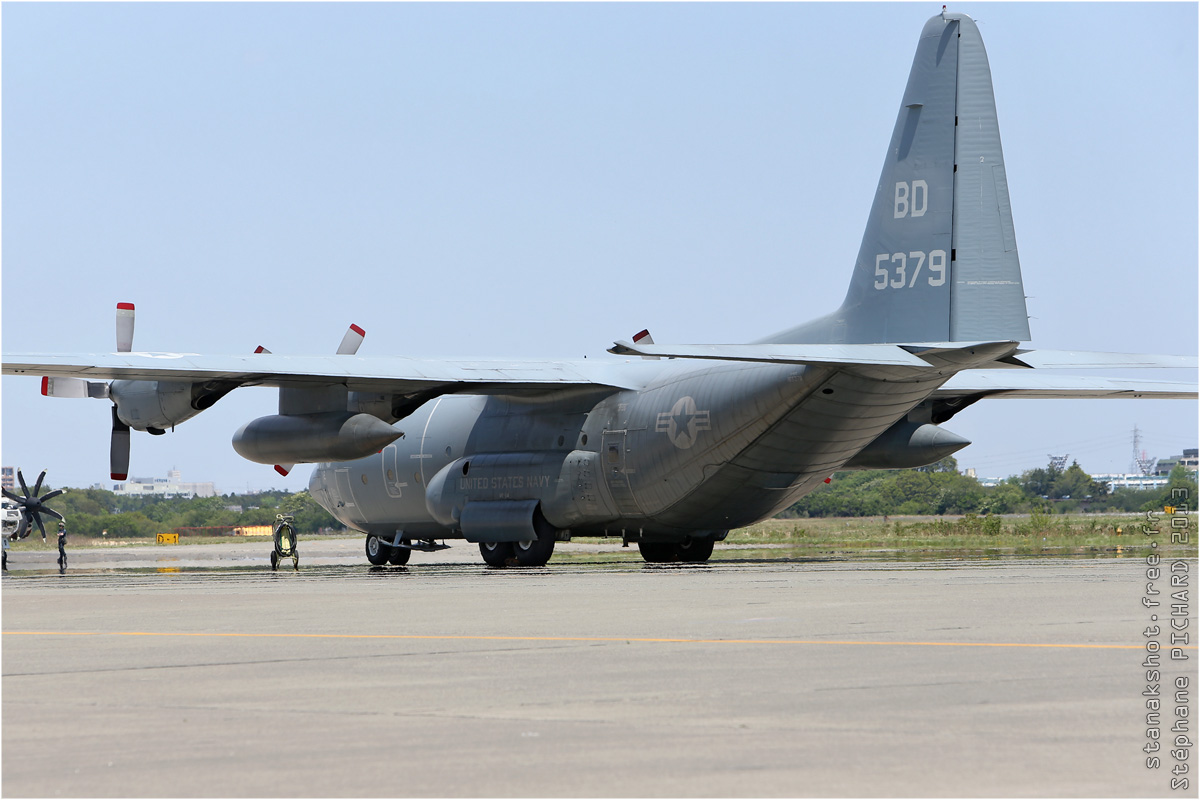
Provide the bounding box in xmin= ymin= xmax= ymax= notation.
xmin=632 ymin=329 xmax=660 ymax=360
xmin=39 ymin=304 xmax=138 ymax=479
xmin=257 ymin=324 xmax=367 ymax=477
xmin=2 ymin=469 xmax=66 ymax=542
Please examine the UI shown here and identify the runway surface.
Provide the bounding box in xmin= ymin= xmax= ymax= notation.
xmin=3 ymin=539 xmax=1192 ymax=797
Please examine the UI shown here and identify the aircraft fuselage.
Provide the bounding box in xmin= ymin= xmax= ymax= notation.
xmin=308 ymin=359 xmax=950 ymax=542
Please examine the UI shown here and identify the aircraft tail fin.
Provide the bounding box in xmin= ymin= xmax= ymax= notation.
xmin=766 ymin=12 xmax=1029 ymax=345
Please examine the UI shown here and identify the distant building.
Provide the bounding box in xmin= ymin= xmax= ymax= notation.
xmin=1 ymin=467 xmax=13 ymax=491
xmin=112 ymin=468 xmax=216 ymax=498
xmin=1155 ymin=448 xmax=1199 ymax=477
xmin=1093 ymin=473 xmax=1170 ymax=493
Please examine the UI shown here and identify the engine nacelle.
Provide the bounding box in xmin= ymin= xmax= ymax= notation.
xmin=232 ymin=412 xmax=403 ymax=465
xmin=110 ymin=380 xmax=204 ymax=433
xmin=844 ymin=421 xmax=970 ymax=470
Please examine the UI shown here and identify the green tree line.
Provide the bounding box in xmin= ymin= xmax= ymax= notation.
xmin=782 ymin=458 xmax=1197 ymax=518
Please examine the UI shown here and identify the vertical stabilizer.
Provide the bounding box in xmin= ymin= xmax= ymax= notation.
xmin=765 ymin=13 xmax=1029 ymax=345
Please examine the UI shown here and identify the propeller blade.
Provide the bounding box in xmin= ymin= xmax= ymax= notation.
xmin=41 ymin=376 xmax=90 ymax=398
xmin=31 ymin=469 xmax=47 ymax=498
xmin=336 ymin=324 xmax=366 ymax=355
xmin=17 ymin=469 xmax=30 ymax=498
xmin=111 ymin=407 xmax=131 ymax=481
xmin=254 ymin=346 xmax=272 ymax=354
xmin=31 ymin=512 xmax=47 ymax=541
xmin=40 ymin=507 xmax=65 ymax=523
xmin=632 ymin=329 xmax=660 ymax=360
xmin=14 ymin=515 xmax=29 ymax=541
xmin=274 ymin=464 xmax=294 ymax=477
xmin=38 ymin=489 xmax=65 ymax=504
xmin=116 ymin=302 xmax=135 ymax=352
xmin=2 ymin=487 xmax=22 ymax=503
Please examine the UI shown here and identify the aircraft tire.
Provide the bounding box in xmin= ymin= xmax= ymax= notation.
xmin=388 ymin=543 xmax=411 ymax=566
xmin=638 ymin=541 xmax=679 ymax=563
xmin=513 ymin=536 xmax=555 ymax=567
xmin=677 ymin=536 xmax=715 ymax=563
xmin=365 ymin=534 xmax=390 ymax=566
xmin=270 ymin=550 xmax=279 ymax=570
xmin=479 ymin=541 xmax=514 ymax=568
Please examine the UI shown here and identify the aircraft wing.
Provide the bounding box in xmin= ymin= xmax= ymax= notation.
xmin=932 ymin=372 xmax=1198 ymax=400
xmin=1 ymin=352 xmax=642 ymax=394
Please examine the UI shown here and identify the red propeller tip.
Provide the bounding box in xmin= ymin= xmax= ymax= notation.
xmin=274 ymin=465 xmax=290 ymax=476
xmin=117 ymin=302 xmax=135 ymax=310
xmin=111 ymin=473 xmax=128 ymax=481
xmin=41 ymin=376 xmax=49 ymax=396
xmin=350 ymin=324 xmax=365 ymax=336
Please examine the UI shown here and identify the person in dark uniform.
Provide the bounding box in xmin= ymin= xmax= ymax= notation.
xmin=57 ymin=521 xmax=67 ymax=571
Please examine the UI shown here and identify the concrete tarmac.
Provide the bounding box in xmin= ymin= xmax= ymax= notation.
xmin=2 ymin=539 xmax=1193 ymax=797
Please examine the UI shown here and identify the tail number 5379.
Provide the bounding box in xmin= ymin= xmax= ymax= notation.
xmin=873 ymin=250 xmax=946 ymax=290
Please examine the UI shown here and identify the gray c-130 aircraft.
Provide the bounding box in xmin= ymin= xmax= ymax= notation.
xmin=5 ymin=11 xmax=1196 ymax=568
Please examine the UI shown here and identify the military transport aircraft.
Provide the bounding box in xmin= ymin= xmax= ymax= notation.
xmin=4 ymin=12 xmax=1196 ymax=568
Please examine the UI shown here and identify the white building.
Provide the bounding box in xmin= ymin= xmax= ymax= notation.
xmin=1092 ymin=473 xmax=1170 ymax=493
xmin=112 ymin=469 xmax=216 ymax=498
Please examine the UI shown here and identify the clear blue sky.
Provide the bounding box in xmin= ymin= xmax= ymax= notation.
xmin=3 ymin=2 xmax=1196 ymax=495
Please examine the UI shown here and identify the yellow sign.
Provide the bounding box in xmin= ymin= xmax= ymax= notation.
xmin=1165 ymin=506 xmax=1176 ymax=515
xmin=157 ymin=533 xmax=179 ymax=545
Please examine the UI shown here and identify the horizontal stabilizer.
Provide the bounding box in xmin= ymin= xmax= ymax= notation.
xmin=608 ymin=341 xmax=934 ymax=368
xmin=999 ymin=349 xmax=1198 ymax=370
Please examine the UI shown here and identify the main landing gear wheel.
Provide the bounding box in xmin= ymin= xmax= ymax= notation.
xmin=677 ymin=536 xmax=715 ymax=563
xmin=365 ymin=534 xmax=391 ymax=566
xmin=270 ymin=551 xmax=279 ymax=570
xmin=479 ymin=541 xmax=514 ymax=568
xmin=637 ymin=541 xmax=679 ymax=563
xmin=388 ymin=542 xmax=411 ymax=565
xmin=513 ymin=535 xmax=555 ymax=567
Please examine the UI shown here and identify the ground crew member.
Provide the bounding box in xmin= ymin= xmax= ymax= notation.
xmin=57 ymin=522 xmax=67 ymax=571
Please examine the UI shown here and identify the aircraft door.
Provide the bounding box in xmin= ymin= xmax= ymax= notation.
xmin=333 ymin=468 xmax=357 ymax=510
xmin=602 ymin=430 xmax=641 ymax=516
xmin=381 ymin=444 xmax=408 ymax=498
